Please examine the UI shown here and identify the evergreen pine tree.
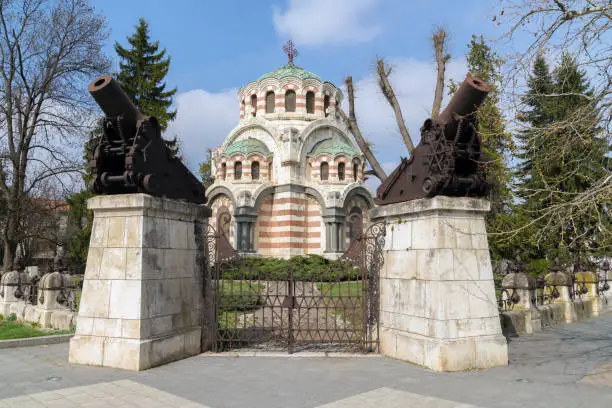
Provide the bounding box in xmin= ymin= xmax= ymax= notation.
xmin=516 ymin=53 xmax=610 ymax=262
xmin=114 ymin=18 xmax=179 ymax=155
xmin=463 ymin=35 xmax=514 ymax=260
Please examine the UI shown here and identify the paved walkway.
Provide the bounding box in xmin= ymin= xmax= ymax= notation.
xmin=2 ymin=313 xmax=612 ymax=407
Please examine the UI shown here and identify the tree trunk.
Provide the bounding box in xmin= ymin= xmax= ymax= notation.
xmin=340 ymin=76 xmax=387 ymax=182
xmin=432 ymin=28 xmax=450 ymax=120
xmin=376 ymin=59 xmax=415 ymax=154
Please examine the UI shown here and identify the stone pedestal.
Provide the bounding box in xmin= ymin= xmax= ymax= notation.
xmin=69 ymin=194 xmax=210 ymax=371
xmin=370 ymin=196 xmax=508 ymax=372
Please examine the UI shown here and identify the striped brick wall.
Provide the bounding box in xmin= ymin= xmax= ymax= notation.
xmin=238 ymin=86 xmax=339 ymax=118
xmin=256 ymin=193 xmax=322 ymax=257
xmin=308 ymin=156 xmax=363 ymax=183
xmin=216 ymin=154 xmax=273 ymax=182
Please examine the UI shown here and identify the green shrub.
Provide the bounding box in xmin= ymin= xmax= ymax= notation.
xmin=220 ymin=255 xmax=360 ymax=282
xmin=7 ymin=313 xmax=17 ymax=322
xmin=0 ymin=314 xmax=4 ymax=320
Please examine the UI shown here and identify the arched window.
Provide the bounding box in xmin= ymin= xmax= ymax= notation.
xmin=320 ymin=162 xmax=329 ymax=181
xmin=347 ymin=207 xmax=363 ymax=245
xmin=234 ymin=161 xmax=242 ymax=180
xmin=250 ymin=94 xmax=257 ymax=117
xmin=324 ymin=95 xmax=330 ymax=117
xmin=217 ymin=207 xmax=231 ymax=237
xmin=251 ymin=161 xmax=260 ymax=180
xmin=353 ymin=162 xmax=359 ymax=181
xmin=221 ymin=163 xmax=227 ymax=180
xmin=285 ymin=90 xmax=296 ymax=112
xmin=265 ymin=91 xmax=275 ymax=113
xmin=338 ymin=162 xmax=345 ymax=181
xmin=306 ymin=91 xmax=315 ymax=114
xmin=268 ymin=162 xmax=273 ymax=180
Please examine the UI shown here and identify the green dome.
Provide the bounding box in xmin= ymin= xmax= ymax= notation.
xmin=309 ymin=138 xmax=357 ymax=158
xmin=223 ymin=138 xmax=270 ymax=157
xmin=258 ymin=64 xmax=321 ymax=82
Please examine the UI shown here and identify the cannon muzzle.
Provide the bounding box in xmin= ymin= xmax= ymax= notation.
xmin=375 ymin=72 xmax=490 ymax=204
xmin=439 ymin=73 xmax=489 ymax=140
xmin=88 ymin=74 xmax=144 ymax=131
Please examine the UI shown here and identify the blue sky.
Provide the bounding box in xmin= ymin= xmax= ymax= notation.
xmin=91 ymin=0 xmax=510 ymax=183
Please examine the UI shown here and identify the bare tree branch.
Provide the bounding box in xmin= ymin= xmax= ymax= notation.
xmin=431 ymin=27 xmax=451 ymax=120
xmin=376 ymin=59 xmax=415 ymax=154
xmin=339 ymin=76 xmax=387 ymax=181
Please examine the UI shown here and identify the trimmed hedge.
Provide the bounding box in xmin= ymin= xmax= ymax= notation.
xmin=220 ymin=255 xmax=360 ymax=282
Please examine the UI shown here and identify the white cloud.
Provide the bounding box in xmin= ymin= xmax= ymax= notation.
xmin=273 ymin=0 xmax=382 ymax=46
xmin=344 ymin=57 xmax=468 ymax=190
xmin=165 ymin=88 xmax=238 ymax=173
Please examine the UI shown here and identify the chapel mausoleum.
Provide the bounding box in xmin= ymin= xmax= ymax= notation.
xmin=206 ymin=50 xmax=373 ymax=258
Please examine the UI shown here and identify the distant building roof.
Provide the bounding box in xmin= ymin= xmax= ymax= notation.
xmin=258 ymin=64 xmax=322 ymax=82
xmin=309 ymin=137 xmax=357 ymax=158
xmin=222 ymin=138 xmax=271 ymax=157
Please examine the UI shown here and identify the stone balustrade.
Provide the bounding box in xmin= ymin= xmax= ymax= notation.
xmin=498 ymin=266 xmax=612 ymax=337
xmin=0 ymin=266 xmax=78 ymax=330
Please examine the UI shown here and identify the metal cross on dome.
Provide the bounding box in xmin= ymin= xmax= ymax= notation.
xmin=283 ymin=40 xmax=298 ymax=65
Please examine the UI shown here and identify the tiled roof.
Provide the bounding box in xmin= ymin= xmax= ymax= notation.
xmin=258 ymin=64 xmax=321 ymax=82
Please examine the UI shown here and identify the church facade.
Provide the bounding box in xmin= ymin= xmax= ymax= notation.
xmin=206 ymin=58 xmax=373 ymax=258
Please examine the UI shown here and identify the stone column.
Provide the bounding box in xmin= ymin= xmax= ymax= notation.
xmin=323 ymin=209 xmax=345 ymax=258
xmin=501 ymin=272 xmax=541 ymax=334
xmin=69 ymin=194 xmax=211 ymax=371
xmin=574 ymin=271 xmax=602 ymax=316
xmin=0 ymin=270 xmax=23 ymax=317
xmin=235 ymin=209 xmax=257 ymax=253
xmin=544 ymin=270 xmax=574 ymax=323
xmin=370 ymin=196 xmax=508 ymax=372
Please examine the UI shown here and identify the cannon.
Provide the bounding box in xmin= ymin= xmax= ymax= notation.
xmin=88 ymin=75 xmax=206 ymax=204
xmin=375 ymin=73 xmax=489 ymax=205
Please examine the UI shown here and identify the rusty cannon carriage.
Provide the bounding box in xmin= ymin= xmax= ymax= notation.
xmin=375 ymin=73 xmax=490 ymax=205
xmin=88 ymin=74 xmax=206 ymax=204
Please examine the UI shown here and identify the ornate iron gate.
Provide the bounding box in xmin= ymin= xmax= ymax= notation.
xmin=203 ymin=222 xmax=386 ymax=354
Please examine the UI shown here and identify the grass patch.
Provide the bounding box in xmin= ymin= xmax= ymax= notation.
xmin=218 ymin=281 xmax=264 ymax=311
xmin=0 ymin=320 xmax=73 ymax=340
xmin=317 ymin=281 xmax=363 ymax=298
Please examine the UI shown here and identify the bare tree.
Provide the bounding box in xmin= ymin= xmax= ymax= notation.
xmin=497 ymin=0 xmax=612 ymax=247
xmin=340 ymin=31 xmax=452 ymax=180
xmin=338 ymin=77 xmax=388 ymax=181
xmin=0 ymin=0 xmax=109 ymax=270
xmin=431 ymin=27 xmax=451 ymax=119
xmin=376 ymin=59 xmax=415 ymax=154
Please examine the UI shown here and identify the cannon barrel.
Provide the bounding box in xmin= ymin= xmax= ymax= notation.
xmin=439 ymin=73 xmax=489 ymax=139
xmin=88 ymin=74 xmax=145 ymax=131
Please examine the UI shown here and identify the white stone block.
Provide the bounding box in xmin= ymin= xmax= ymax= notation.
xmin=416 ymin=249 xmax=454 ymax=281
xmin=103 ymin=338 xmax=147 ymax=371
xmin=69 ymin=335 xmax=105 ymax=366
xmin=92 ymin=318 xmax=122 ymax=337
xmin=452 ymin=249 xmax=479 ymax=281
xmin=108 ymin=280 xmax=142 ymax=320
xmin=383 ymin=250 xmax=416 ymax=279
xmin=125 ymin=215 xmax=143 ymax=247
xmin=76 ymin=316 xmax=94 ymax=335
xmin=84 ymin=247 xmax=103 ymax=279
xmin=79 ymin=279 xmax=112 ymax=318
xmin=90 ymin=217 xmax=108 ymax=248
xmin=389 ymin=221 xmax=412 ymax=251
xmin=99 ymin=248 xmax=127 ymax=280
xmin=143 ymin=217 xmax=169 ymax=248
xmin=107 ymin=216 xmax=127 ymax=247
